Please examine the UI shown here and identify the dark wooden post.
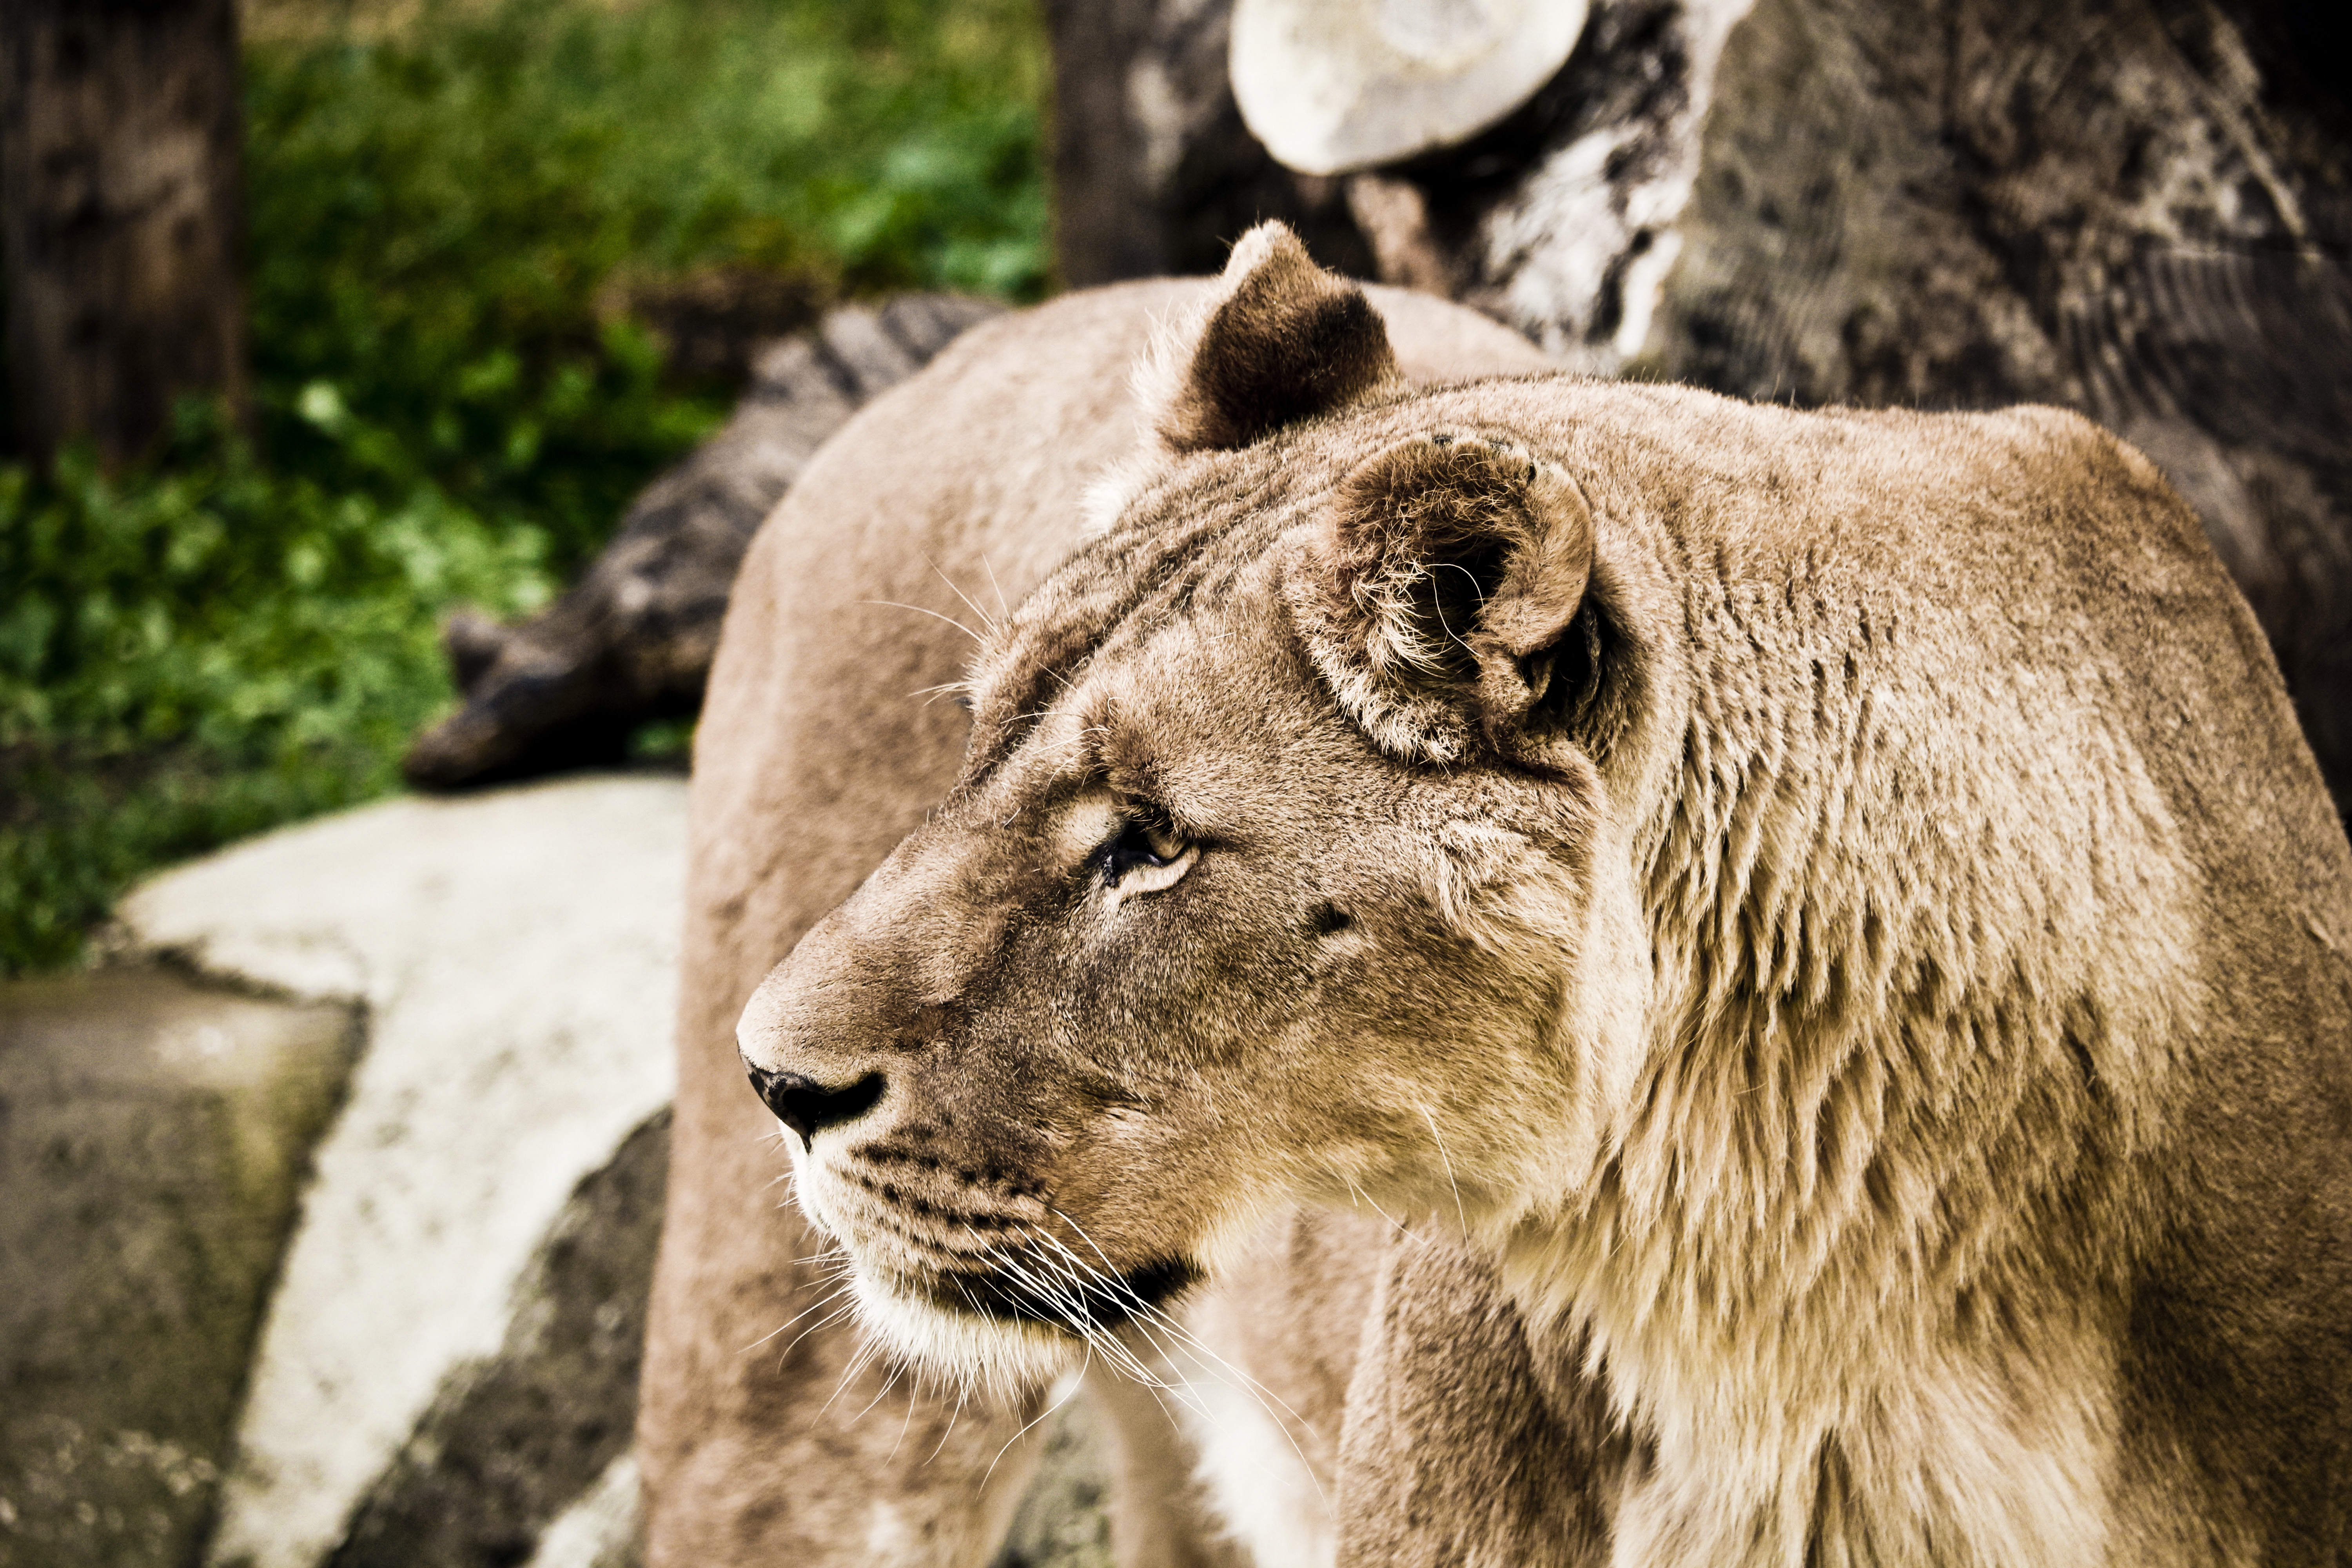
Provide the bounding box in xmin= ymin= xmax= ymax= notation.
xmin=0 ymin=0 xmax=252 ymax=468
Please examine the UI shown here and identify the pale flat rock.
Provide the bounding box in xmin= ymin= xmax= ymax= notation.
xmin=327 ymin=1110 xmax=670 ymax=1568
xmin=118 ymin=774 xmax=687 ymax=1568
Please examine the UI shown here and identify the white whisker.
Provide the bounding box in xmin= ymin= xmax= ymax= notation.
xmin=740 ymin=1277 xmax=853 ymax=1356
xmin=1328 ymin=1163 xmax=1433 ymax=1252
xmin=1035 ymin=1210 xmax=1327 ymax=1505
xmin=927 ymin=555 xmax=1001 ymax=637
xmin=884 ymin=1365 xmax=922 ymax=1462
xmin=862 ymin=598 xmax=984 ymax=644
xmin=923 ymin=1381 xmax=970 ymax=1466
xmin=981 ymin=554 xmax=1011 ymax=621
xmin=777 ymin=1293 xmax=863 ymax=1365
xmin=847 ymin=1359 xmax=906 ymax=1426
xmin=820 ymin=1335 xmax=887 ymax=1417
xmin=1420 ymin=1103 xmax=1473 ymax=1242
xmin=980 ymin=1363 xmax=1082 ymax=1490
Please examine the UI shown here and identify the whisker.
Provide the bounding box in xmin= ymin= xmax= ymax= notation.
xmin=885 ymin=1364 xmax=922 ymax=1462
xmin=1033 ymin=1226 xmax=1273 ymax=1411
xmin=740 ymin=1278 xmax=853 ymax=1355
xmin=927 ymin=555 xmax=1002 ymax=637
xmin=1125 ymin=1341 xmax=1203 ymax=1428
xmin=862 ymin=599 xmax=985 ymax=644
xmin=981 ymin=554 xmax=1011 ymax=621
xmin=848 ymin=1359 xmax=906 ymax=1426
xmin=1037 ymin=1212 xmax=1328 ymax=1503
xmin=911 ymin=679 xmax=972 ymax=709
xmin=793 ymin=1246 xmax=855 ymax=1269
xmin=1122 ymin=1294 xmax=1329 ymax=1506
xmin=819 ymin=1335 xmax=888 ymax=1418
xmin=987 ymin=1243 xmax=1132 ymax=1369
xmin=1328 ymin=1163 xmax=1433 ymax=1252
xmin=924 ymin=1382 xmax=970 ymax=1466
xmin=987 ymin=1235 xmax=1159 ymax=1387
xmin=777 ymin=1292 xmax=862 ymax=1364
xmin=1420 ymin=1103 xmax=1473 ymax=1242
xmin=980 ymin=1359 xmax=1082 ymax=1489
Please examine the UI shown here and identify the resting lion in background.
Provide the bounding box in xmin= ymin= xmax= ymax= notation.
xmin=645 ymin=225 xmax=2352 ymax=1565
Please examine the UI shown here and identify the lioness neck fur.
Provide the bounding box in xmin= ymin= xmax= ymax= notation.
xmin=733 ymin=225 xmax=2352 ymax=1566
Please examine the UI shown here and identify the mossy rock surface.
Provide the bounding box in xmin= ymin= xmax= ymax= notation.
xmin=0 ymin=968 xmax=357 ymax=1567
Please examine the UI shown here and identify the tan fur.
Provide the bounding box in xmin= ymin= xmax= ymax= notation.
xmin=696 ymin=226 xmax=2352 ymax=1565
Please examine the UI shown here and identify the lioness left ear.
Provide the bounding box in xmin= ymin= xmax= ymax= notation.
xmin=1157 ymin=221 xmax=1403 ymax=454
xmin=1285 ymin=434 xmax=1603 ymax=769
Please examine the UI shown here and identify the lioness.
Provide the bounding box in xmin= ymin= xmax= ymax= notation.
xmin=655 ymin=225 xmax=2352 ymax=1564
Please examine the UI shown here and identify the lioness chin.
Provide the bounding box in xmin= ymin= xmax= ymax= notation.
xmin=715 ymin=224 xmax=2352 ymax=1567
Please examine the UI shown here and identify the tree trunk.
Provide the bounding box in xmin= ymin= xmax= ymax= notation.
xmin=0 ymin=0 xmax=251 ymax=469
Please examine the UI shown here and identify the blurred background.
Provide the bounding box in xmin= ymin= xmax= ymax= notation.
xmin=2 ymin=0 xmax=1050 ymax=977
xmin=3 ymin=1 xmax=2347 ymax=1564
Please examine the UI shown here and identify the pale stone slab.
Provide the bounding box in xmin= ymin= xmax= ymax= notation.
xmin=118 ymin=774 xmax=686 ymax=1568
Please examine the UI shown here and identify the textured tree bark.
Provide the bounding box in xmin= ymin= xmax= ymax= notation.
xmin=1651 ymin=0 xmax=2352 ymax=809
xmin=0 ymin=0 xmax=251 ymax=468
xmin=402 ymin=294 xmax=1003 ymax=789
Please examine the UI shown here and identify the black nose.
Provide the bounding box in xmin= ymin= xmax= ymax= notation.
xmin=746 ymin=1063 xmax=886 ymax=1147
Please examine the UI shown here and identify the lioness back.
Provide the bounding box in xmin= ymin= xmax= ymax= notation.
xmin=708 ymin=227 xmax=2352 ymax=1567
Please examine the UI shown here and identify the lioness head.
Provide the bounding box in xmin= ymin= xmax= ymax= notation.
xmin=737 ymin=225 xmax=1679 ymax=1393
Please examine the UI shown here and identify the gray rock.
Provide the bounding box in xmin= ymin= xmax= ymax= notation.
xmin=75 ymin=769 xmax=1115 ymax=1567
xmin=1650 ymin=0 xmax=2352 ymax=808
xmin=116 ymin=774 xmax=685 ymax=1568
xmin=1044 ymin=0 xmax=1375 ymax=287
xmin=992 ymin=1400 xmax=1116 ymax=1568
xmin=0 ymin=968 xmax=358 ymax=1568
xmin=1052 ymin=0 xmax=2352 ymax=813
xmin=327 ymin=1112 xmax=669 ymax=1568
xmin=521 ymin=1449 xmax=642 ymax=1568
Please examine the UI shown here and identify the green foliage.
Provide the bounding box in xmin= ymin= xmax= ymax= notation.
xmin=242 ymin=0 xmax=1049 ymax=573
xmin=1 ymin=0 xmax=1049 ymax=975
xmin=0 ymin=406 xmax=558 ymax=971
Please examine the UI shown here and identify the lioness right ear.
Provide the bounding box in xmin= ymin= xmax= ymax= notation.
xmin=1156 ymin=221 xmax=1403 ymax=454
xmin=1285 ymin=433 xmax=1605 ymax=770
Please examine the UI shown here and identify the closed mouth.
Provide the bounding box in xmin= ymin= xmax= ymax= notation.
xmin=919 ymin=1254 xmax=1198 ymax=1333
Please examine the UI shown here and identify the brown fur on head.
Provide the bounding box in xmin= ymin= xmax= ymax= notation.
xmin=733 ymin=223 xmax=2352 ymax=1564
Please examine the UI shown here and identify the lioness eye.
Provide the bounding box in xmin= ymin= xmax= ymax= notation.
xmin=1100 ymin=814 xmax=1190 ymax=890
